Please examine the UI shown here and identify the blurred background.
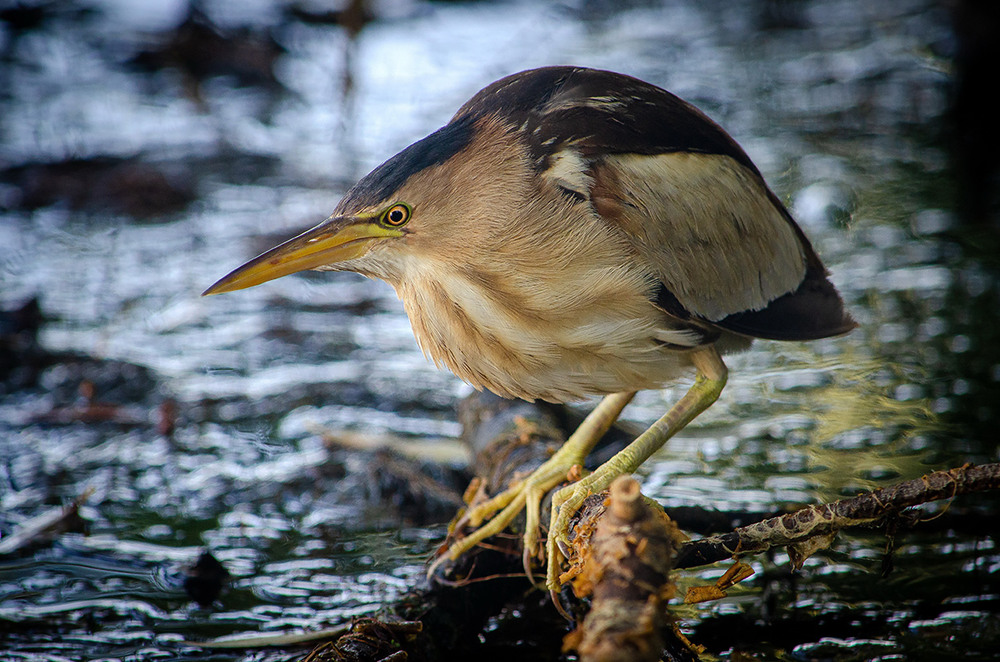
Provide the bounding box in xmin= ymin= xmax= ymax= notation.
xmin=1 ymin=0 xmax=998 ymax=659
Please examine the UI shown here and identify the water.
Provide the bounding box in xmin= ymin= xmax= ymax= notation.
xmin=2 ymin=0 xmax=998 ymax=659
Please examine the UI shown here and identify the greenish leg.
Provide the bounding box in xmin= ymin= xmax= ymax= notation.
xmin=545 ymin=346 xmax=729 ymax=592
xmin=436 ymin=391 xmax=636 ymax=573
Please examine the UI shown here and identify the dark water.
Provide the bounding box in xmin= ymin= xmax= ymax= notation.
xmin=1 ymin=0 xmax=998 ymax=659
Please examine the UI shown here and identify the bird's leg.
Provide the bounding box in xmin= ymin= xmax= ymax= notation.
xmin=437 ymin=391 xmax=636 ymax=573
xmin=545 ymin=346 xmax=728 ymax=593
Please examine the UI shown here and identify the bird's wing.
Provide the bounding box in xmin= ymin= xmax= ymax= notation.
xmin=589 ymin=151 xmax=806 ymax=320
xmin=600 ymin=150 xmax=855 ymax=339
xmin=458 ymin=66 xmax=854 ymax=340
xmin=593 ymin=151 xmax=855 ymax=340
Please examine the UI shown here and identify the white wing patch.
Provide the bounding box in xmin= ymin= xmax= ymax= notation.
xmin=542 ymin=148 xmax=592 ymax=198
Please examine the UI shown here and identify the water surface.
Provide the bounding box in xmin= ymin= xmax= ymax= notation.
xmin=2 ymin=0 xmax=997 ymax=659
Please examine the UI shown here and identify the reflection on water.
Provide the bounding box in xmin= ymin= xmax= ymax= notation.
xmin=2 ymin=0 xmax=998 ymax=659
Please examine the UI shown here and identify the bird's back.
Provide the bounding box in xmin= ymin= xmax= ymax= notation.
xmin=451 ymin=67 xmax=855 ymax=343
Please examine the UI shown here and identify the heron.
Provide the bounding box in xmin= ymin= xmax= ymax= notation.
xmin=204 ymin=66 xmax=855 ymax=594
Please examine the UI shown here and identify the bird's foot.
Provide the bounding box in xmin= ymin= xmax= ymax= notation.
xmin=428 ymin=392 xmax=636 ymax=586
xmin=544 ymin=466 xmax=618 ymax=592
xmin=431 ymin=442 xmax=589 ymax=584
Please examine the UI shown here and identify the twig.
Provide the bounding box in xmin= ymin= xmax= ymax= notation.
xmin=0 ymin=487 xmax=93 ymax=555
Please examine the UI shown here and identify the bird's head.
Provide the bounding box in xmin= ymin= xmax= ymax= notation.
xmin=203 ymin=111 xmax=524 ymax=295
xmin=201 ymin=198 xmax=413 ymax=296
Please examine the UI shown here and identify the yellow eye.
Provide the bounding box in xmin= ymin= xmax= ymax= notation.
xmin=381 ymin=203 xmax=411 ymax=227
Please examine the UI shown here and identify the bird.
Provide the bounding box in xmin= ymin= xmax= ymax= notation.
xmin=203 ymin=66 xmax=855 ymax=595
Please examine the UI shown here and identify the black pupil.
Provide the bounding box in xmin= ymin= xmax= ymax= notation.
xmin=389 ymin=208 xmax=404 ymax=224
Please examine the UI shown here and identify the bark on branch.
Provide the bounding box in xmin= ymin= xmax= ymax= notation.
xmin=674 ymin=463 xmax=1000 ymax=570
xmin=560 ymin=476 xmax=686 ymax=662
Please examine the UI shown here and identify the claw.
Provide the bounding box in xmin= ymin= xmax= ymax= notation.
xmin=551 ymin=587 xmax=573 ymax=622
xmin=555 ymin=536 xmax=571 ymax=560
xmin=522 ymin=547 xmax=537 ymax=586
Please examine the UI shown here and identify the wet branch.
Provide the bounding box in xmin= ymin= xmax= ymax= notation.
xmin=560 ymin=476 xmax=689 ymax=662
xmin=674 ymin=462 xmax=1000 ymax=570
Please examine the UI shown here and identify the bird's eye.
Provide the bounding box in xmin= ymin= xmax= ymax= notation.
xmin=381 ymin=203 xmax=411 ymax=227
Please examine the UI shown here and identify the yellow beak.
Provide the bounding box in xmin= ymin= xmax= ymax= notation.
xmin=202 ymin=216 xmax=403 ymax=295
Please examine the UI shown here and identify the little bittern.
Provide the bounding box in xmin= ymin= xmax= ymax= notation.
xmin=205 ymin=66 xmax=855 ymax=593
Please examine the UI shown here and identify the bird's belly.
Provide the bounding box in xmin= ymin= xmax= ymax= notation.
xmin=478 ymin=334 xmax=693 ymax=403
xmin=401 ymin=284 xmax=695 ymax=402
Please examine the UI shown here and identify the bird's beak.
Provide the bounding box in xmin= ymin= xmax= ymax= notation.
xmin=202 ymin=216 xmax=403 ymax=295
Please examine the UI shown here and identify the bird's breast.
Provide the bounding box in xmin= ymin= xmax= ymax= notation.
xmin=392 ymin=254 xmax=695 ymax=403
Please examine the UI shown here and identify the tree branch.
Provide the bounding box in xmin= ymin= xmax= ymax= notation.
xmin=674 ymin=463 xmax=1000 ymax=569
